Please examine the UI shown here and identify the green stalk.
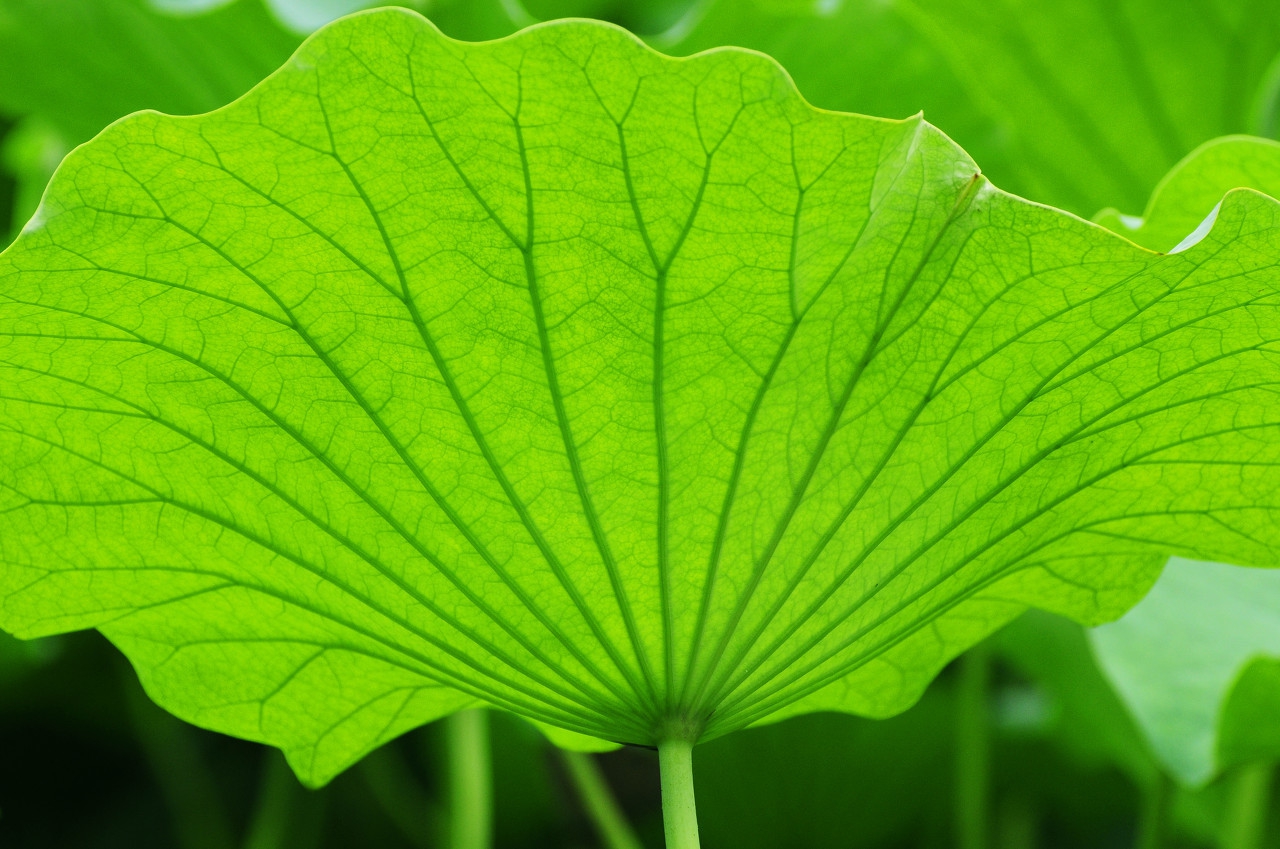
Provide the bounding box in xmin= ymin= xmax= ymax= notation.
xmin=446 ymin=709 xmax=493 ymax=849
xmin=360 ymin=745 xmax=435 ymax=848
xmin=955 ymin=645 xmax=991 ymax=849
xmin=121 ymin=671 xmax=234 ymax=849
xmin=242 ymin=751 xmax=296 ymax=849
xmin=1135 ymin=775 xmax=1169 ymax=849
xmin=1220 ymin=761 xmax=1274 ymax=849
xmin=658 ymin=739 xmax=700 ymax=849
xmin=996 ymin=794 xmax=1037 ymax=849
xmin=561 ymin=749 xmax=645 ymax=849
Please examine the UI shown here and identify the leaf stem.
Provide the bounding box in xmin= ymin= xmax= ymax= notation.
xmin=446 ymin=709 xmax=492 ymax=849
xmin=561 ymin=749 xmax=645 ymax=849
xmin=658 ymin=739 xmax=700 ymax=849
xmin=1220 ymin=761 xmax=1274 ymax=849
xmin=955 ymin=646 xmax=991 ymax=849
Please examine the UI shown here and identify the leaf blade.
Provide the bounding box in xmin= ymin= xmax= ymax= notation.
xmin=3 ymin=10 xmax=1280 ymax=783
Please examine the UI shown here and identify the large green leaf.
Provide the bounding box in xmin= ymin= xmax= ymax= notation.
xmin=0 ymin=0 xmax=528 ymax=146
xmin=4 ymin=0 xmax=1276 ymax=238
xmin=1091 ymin=559 xmax=1280 ymax=786
xmin=901 ymin=0 xmax=1280 ymax=215
xmin=4 ymin=9 xmax=1280 ymax=785
xmin=1080 ymin=132 xmax=1280 ymax=791
xmin=0 ymin=0 xmax=301 ymax=241
xmin=1095 ymin=136 xmax=1280 ymax=253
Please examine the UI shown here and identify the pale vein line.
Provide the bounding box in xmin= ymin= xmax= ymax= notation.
xmin=4 ymin=359 xmax=626 ymax=715
xmin=690 ymin=140 xmax=982 ymax=709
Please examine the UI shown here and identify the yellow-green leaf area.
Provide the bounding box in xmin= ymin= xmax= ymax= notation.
xmin=3 ymin=9 xmax=1280 ymax=785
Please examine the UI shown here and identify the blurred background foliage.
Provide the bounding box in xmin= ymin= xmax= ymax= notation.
xmin=8 ymin=612 xmax=1278 ymax=848
xmin=4 ymin=0 xmax=1280 ymax=847
xmin=3 ymin=0 xmax=1279 ymax=240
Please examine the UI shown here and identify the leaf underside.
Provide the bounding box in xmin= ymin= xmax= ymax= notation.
xmin=3 ymin=10 xmax=1280 ymax=785
xmin=1086 ymin=134 xmax=1280 ymax=784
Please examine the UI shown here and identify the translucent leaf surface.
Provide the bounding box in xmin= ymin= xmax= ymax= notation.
xmin=0 ymin=0 xmax=520 ymax=242
xmin=4 ymin=10 xmax=1280 ymax=784
xmin=1092 ymin=559 xmax=1280 ymax=785
xmin=0 ymin=0 xmax=524 ymax=146
xmin=1095 ymin=136 xmax=1280 ymax=252
xmin=1086 ymin=138 xmax=1280 ymax=787
xmin=5 ymin=1 xmax=1277 ymax=237
xmin=0 ymin=0 xmax=302 ymax=242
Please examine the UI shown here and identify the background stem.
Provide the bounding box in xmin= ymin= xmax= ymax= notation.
xmin=359 ymin=744 xmax=435 ymax=848
xmin=242 ymin=751 xmax=298 ymax=849
xmin=955 ymin=645 xmax=990 ymax=849
xmin=996 ymin=794 xmax=1038 ymax=849
xmin=1220 ymin=761 xmax=1273 ymax=849
xmin=446 ymin=709 xmax=492 ymax=849
xmin=121 ymin=669 xmax=235 ymax=849
xmin=658 ymin=739 xmax=700 ymax=849
xmin=561 ymin=749 xmax=645 ymax=849
xmin=1135 ymin=775 xmax=1169 ymax=849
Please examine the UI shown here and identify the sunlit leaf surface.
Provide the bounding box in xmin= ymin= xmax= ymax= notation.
xmin=3 ymin=10 xmax=1280 ymax=784
xmin=1082 ymin=135 xmax=1280 ymax=788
